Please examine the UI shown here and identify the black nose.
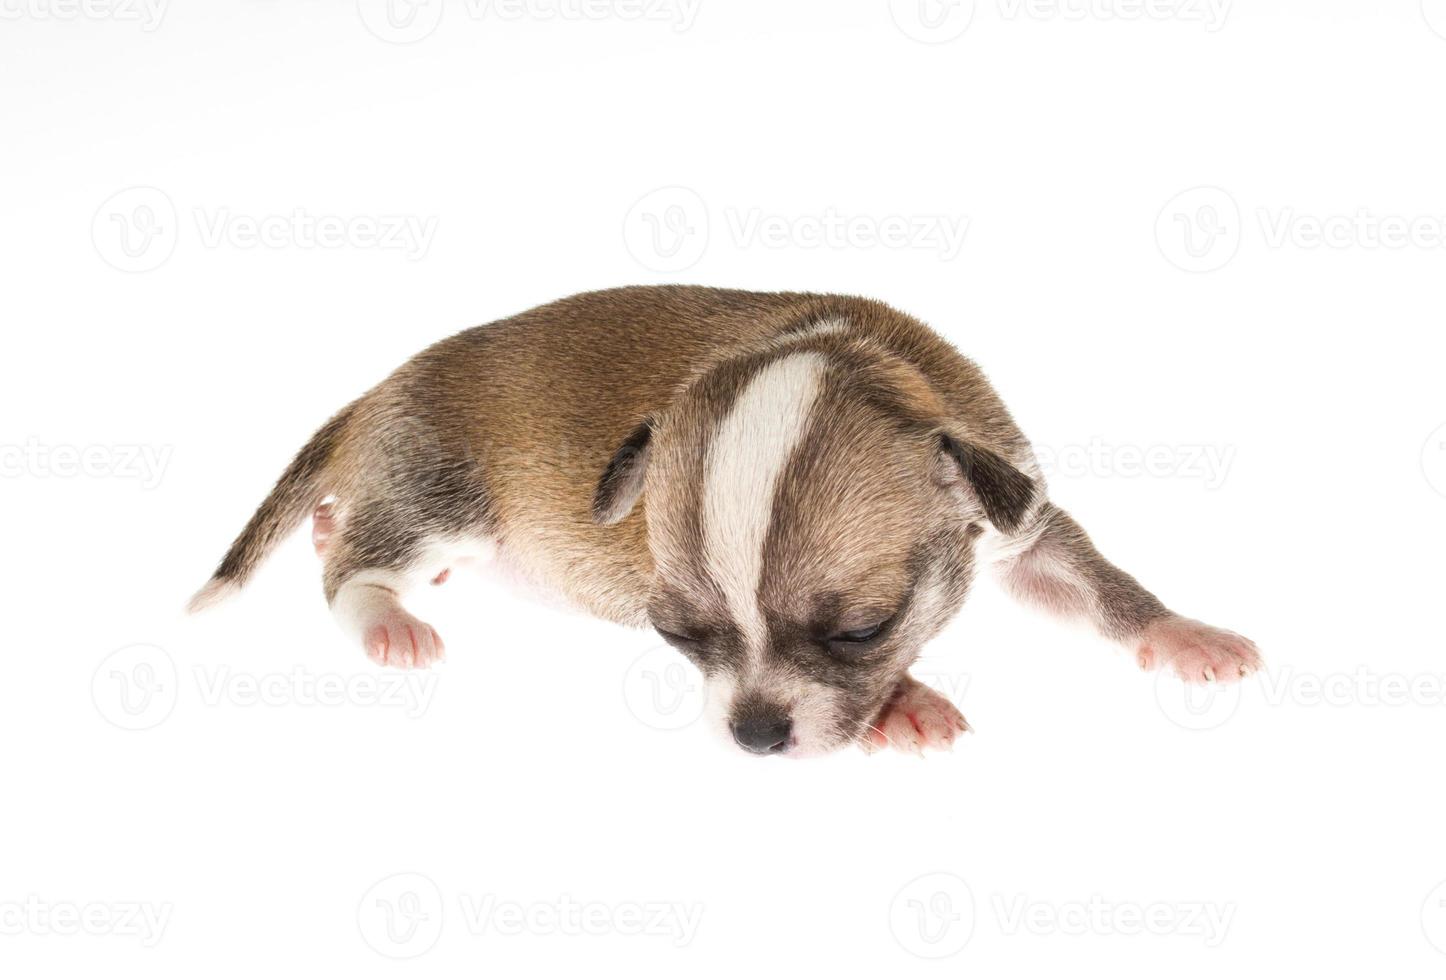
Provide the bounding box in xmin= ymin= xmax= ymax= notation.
xmin=731 ymin=717 xmax=792 ymax=754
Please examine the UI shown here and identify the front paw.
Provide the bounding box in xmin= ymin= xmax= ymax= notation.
xmin=1137 ymin=615 xmax=1261 ymax=683
xmin=863 ymin=676 xmax=970 ymax=755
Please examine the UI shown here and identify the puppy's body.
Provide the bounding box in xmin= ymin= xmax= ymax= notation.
xmin=192 ymin=286 xmax=1259 ymax=756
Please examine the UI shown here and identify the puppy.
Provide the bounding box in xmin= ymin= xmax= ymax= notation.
xmin=189 ymin=286 xmax=1260 ymax=756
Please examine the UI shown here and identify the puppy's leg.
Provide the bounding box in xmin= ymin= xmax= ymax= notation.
xmin=322 ymin=504 xmax=454 ymax=669
xmin=865 ymin=675 xmax=970 ymax=755
xmin=991 ymin=502 xmax=1260 ymax=683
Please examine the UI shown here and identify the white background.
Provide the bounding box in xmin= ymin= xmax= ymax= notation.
xmin=3 ymin=0 xmax=1445 ymax=975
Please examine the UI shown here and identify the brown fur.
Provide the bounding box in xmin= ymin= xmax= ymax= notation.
xmin=190 ymin=285 xmax=1257 ymax=754
xmin=195 ymin=286 xmax=1036 ymax=622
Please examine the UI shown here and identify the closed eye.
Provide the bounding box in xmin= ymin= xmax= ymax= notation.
xmin=654 ymin=626 xmax=716 ymax=655
xmin=830 ymin=623 xmax=886 ymax=644
xmin=822 ymin=614 xmax=897 ymax=659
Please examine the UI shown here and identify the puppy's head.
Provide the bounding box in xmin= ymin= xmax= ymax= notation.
xmin=593 ymin=335 xmax=1036 ymax=756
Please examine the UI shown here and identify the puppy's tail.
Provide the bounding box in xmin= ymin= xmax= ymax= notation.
xmin=187 ymin=405 xmax=355 ymax=613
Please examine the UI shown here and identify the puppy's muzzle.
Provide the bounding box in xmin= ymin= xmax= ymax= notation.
xmin=730 ymin=715 xmax=792 ymax=755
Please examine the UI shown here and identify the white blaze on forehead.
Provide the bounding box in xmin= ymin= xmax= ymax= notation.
xmin=702 ymin=352 xmax=827 ymax=650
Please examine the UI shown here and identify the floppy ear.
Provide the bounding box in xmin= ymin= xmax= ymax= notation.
xmin=592 ymin=418 xmax=654 ymax=525
xmin=937 ymin=433 xmax=1036 ymax=534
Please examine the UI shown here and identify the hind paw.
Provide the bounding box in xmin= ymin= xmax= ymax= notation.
xmin=363 ymin=612 xmax=445 ymax=669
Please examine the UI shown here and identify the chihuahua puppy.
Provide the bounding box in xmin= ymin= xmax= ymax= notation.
xmin=189 ymin=286 xmax=1259 ymax=756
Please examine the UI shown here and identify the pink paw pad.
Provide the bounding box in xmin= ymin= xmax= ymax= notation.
xmin=1137 ymin=615 xmax=1261 ymax=684
xmin=864 ymin=677 xmax=970 ymax=755
xmin=311 ymin=502 xmax=337 ymax=557
xmin=363 ymin=614 xmax=445 ymax=669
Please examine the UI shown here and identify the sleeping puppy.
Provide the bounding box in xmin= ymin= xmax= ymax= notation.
xmin=189 ymin=286 xmax=1260 ymax=757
